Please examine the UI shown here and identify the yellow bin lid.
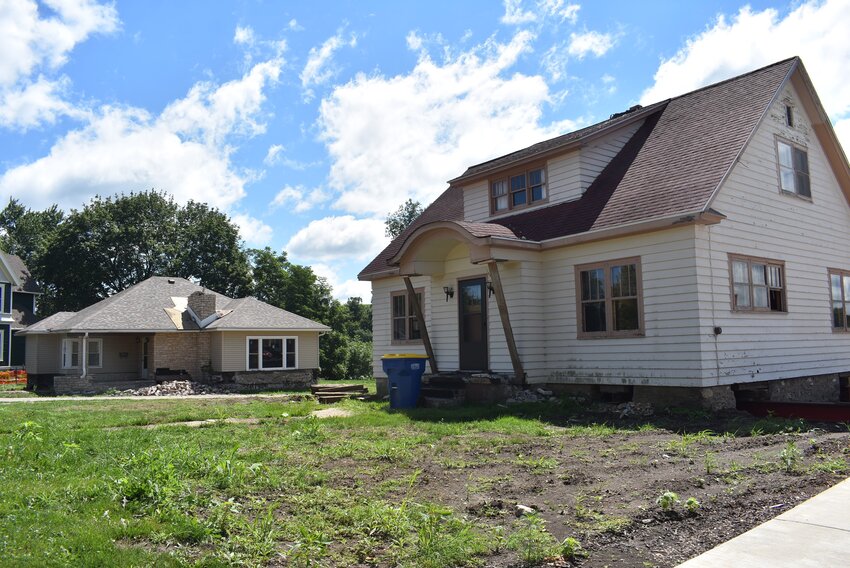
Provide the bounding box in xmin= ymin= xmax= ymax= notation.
xmin=381 ymin=354 xmax=428 ymax=359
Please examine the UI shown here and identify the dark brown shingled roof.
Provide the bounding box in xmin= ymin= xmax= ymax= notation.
xmin=360 ymin=57 xmax=798 ymax=279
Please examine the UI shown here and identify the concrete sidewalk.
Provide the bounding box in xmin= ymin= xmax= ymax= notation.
xmin=0 ymin=392 xmax=301 ymax=403
xmin=678 ymin=477 xmax=850 ymax=567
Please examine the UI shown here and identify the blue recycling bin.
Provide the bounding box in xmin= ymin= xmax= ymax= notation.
xmin=381 ymin=354 xmax=428 ymax=409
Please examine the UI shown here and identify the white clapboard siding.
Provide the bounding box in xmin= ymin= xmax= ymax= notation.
xmin=579 ymin=121 xmax=642 ymax=191
xmin=462 ymin=180 xmax=490 ymax=223
xmin=695 ymin=82 xmax=850 ymax=385
xmin=537 ymin=225 xmax=704 ymax=386
xmin=546 ymin=150 xmax=582 ymax=203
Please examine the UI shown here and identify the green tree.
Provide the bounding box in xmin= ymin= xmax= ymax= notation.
xmin=384 ymin=198 xmax=423 ymax=238
xmin=0 ymin=198 xmax=64 ymax=267
xmin=38 ymin=191 xmax=252 ymax=312
xmin=174 ymin=201 xmax=253 ymax=297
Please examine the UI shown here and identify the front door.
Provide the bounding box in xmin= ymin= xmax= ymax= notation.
xmin=140 ymin=338 xmax=149 ymax=379
xmin=459 ymin=277 xmax=488 ymax=371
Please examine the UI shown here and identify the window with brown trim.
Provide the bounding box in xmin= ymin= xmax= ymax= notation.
xmin=576 ymin=257 xmax=643 ymax=338
xmin=828 ymin=269 xmax=850 ymax=331
xmin=491 ymin=165 xmax=547 ymax=213
xmin=776 ymin=138 xmax=811 ymax=198
xmin=391 ymin=289 xmax=423 ymax=343
xmin=729 ymin=255 xmax=786 ymax=312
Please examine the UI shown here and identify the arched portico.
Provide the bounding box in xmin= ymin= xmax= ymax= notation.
xmin=388 ymin=221 xmax=530 ymax=381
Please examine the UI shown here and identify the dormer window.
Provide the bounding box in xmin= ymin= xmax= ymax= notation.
xmin=491 ymin=166 xmax=547 ymax=213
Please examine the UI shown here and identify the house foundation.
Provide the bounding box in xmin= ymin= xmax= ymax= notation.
xmin=203 ymin=368 xmax=317 ymax=391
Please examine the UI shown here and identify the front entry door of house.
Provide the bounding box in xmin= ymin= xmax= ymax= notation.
xmin=459 ymin=277 xmax=488 ymax=371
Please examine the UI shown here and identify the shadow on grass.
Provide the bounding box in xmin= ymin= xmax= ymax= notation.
xmin=386 ymin=398 xmax=821 ymax=438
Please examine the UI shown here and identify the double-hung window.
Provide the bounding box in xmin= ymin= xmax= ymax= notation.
xmin=576 ymin=257 xmax=643 ymax=338
xmin=391 ymin=289 xmax=423 ymax=343
xmin=247 ymin=336 xmax=297 ymax=370
xmin=776 ymin=139 xmax=811 ymax=198
xmin=62 ymin=338 xmax=103 ymax=369
xmin=491 ymin=166 xmax=547 ymax=213
xmin=730 ymin=255 xmax=786 ymax=312
xmin=828 ymin=269 xmax=850 ymax=331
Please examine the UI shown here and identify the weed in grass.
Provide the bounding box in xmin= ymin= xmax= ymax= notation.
xmin=780 ymin=441 xmax=802 ymax=474
xmin=656 ymin=491 xmax=680 ymax=511
xmin=749 ymin=417 xmax=808 ymax=436
xmin=560 ymin=536 xmax=588 ymax=561
xmin=286 ymin=524 xmax=332 ymax=568
xmin=506 ymin=513 xmax=559 ymax=565
xmin=704 ymin=451 xmax=718 ymax=474
xmin=809 ymin=457 xmax=849 ymax=474
xmin=514 ymin=454 xmax=558 ymax=473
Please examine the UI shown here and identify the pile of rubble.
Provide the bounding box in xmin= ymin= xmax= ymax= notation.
xmin=115 ymin=380 xmax=228 ymax=396
xmin=505 ymin=387 xmax=557 ymax=404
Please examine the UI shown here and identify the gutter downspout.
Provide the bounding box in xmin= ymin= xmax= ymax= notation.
xmin=80 ymin=332 xmax=88 ymax=379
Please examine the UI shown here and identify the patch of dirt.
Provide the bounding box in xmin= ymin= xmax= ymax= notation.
xmin=328 ymin=411 xmax=850 ymax=567
xmin=311 ymin=408 xmax=354 ymax=419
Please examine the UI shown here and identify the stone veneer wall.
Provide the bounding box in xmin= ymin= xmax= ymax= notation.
xmin=153 ymin=333 xmax=211 ymax=380
xmin=205 ymin=368 xmax=317 ymax=391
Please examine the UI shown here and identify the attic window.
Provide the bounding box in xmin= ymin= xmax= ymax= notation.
xmin=785 ymin=105 xmax=794 ymax=127
xmin=776 ymin=139 xmax=811 ymax=198
xmin=491 ymin=166 xmax=547 ymax=214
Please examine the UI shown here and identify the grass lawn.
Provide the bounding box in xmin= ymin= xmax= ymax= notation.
xmin=0 ymin=388 xmax=848 ymax=567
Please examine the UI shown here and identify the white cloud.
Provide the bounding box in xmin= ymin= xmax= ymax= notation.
xmin=0 ymin=0 xmax=119 ymax=86
xmin=639 ymin=0 xmax=850 ymax=125
xmin=539 ymin=0 xmax=580 ymax=23
xmin=288 ymin=19 xmax=303 ymax=32
xmin=502 ymin=0 xmax=581 ymax=26
xmin=318 ymin=31 xmax=578 ymax=216
xmin=406 ymin=31 xmax=423 ymax=51
xmin=270 ymin=185 xmax=329 ymax=213
xmin=0 ymin=0 xmax=119 ymax=130
xmin=231 ymin=213 xmax=273 ymax=245
xmin=501 ymin=0 xmax=537 ymax=25
xmin=0 ymin=58 xmax=284 ymax=211
xmin=233 ymin=25 xmax=255 ymax=45
xmin=300 ymin=31 xmax=357 ymax=100
xmin=264 ymin=144 xmax=285 ymax=165
xmin=567 ymin=30 xmax=614 ymax=59
xmin=285 ymin=216 xmax=388 ymax=261
xmin=0 ymin=75 xmax=83 ymax=129
xmin=311 ymin=262 xmax=372 ymax=301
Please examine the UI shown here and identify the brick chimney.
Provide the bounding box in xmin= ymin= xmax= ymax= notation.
xmin=188 ymin=290 xmax=217 ymax=322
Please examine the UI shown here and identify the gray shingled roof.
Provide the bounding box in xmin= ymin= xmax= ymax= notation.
xmin=206 ymin=297 xmax=330 ymax=331
xmin=19 ymin=312 xmax=75 ymax=333
xmin=22 ymin=276 xmax=328 ymax=334
xmin=360 ymin=57 xmax=800 ymax=279
xmin=0 ymin=251 xmax=41 ymax=293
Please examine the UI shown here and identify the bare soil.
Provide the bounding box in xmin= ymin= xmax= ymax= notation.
xmin=338 ymin=409 xmax=850 ymax=567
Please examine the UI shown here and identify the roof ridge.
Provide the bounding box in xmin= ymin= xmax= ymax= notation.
xmin=664 ymin=56 xmax=799 ymax=105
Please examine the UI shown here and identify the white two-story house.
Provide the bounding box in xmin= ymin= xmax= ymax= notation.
xmin=359 ymin=57 xmax=850 ymax=408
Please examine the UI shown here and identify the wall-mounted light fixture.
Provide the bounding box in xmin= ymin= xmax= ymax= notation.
xmin=443 ymin=286 xmax=454 ymax=301
xmin=486 ymin=281 xmax=495 ymax=298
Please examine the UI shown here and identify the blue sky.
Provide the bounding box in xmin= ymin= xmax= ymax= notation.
xmin=2 ymin=0 xmax=849 ymax=301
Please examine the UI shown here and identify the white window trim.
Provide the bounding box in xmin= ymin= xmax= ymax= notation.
xmin=0 ymin=282 xmax=6 ymax=314
xmin=0 ymin=329 xmax=4 ymax=362
xmin=62 ymin=338 xmax=103 ymax=369
xmin=246 ymin=336 xmax=298 ymax=371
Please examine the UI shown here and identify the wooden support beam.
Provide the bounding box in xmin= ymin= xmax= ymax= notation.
xmin=403 ymin=276 xmax=439 ymax=374
xmin=487 ymin=262 xmax=525 ymax=384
